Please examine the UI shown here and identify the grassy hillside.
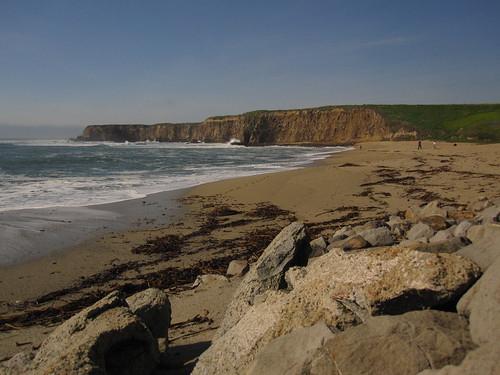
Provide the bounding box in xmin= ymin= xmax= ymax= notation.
xmin=370 ymin=104 xmax=500 ymax=142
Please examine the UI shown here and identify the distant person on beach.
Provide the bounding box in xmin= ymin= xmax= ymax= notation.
xmin=418 ymin=141 xmax=422 ymax=150
xmin=433 ymin=141 xmax=437 ymax=149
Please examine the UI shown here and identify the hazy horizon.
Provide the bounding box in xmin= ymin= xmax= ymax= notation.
xmin=1 ymin=0 xmax=500 ymax=137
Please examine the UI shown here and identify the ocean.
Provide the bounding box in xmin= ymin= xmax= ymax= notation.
xmin=0 ymin=140 xmax=349 ymax=212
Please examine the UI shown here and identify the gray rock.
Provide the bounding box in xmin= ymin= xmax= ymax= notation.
xmin=329 ymin=234 xmax=369 ymax=251
xmin=126 ymin=288 xmax=171 ymax=339
xmin=417 ymin=342 xmax=500 ymax=375
xmin=213 ymin=222 xmax=310 ymax=340
xmin=466 ymin=224 xmax=485 ymax=242
xmin=246 ymin=322 xmax=334 ymax=375
xmin=305 ymin=310 xmax=474 ymax=375
xmin=458 ymin=224 xmax=500 ymax=270
xmin=328 ymin=226 xmax=353 ymax=243
xmin=407 ymin=222 xmax=435 ymax=241
xmin=226 ymin=259 xmax=250 ymax=277
xmin=430 ymin=229 xmax=455 ymax=243
xmin=476 ymin=205 xmax=500 ymax=223
xmin=457 ymin=256 xmax=500 ymax=345
xmin=405 ymin=237 xmax=470 ymax=254
xmin=30 ymin=291 xmax=159 ymax=375
xmin=358 ymin=226 xmax=394 ymax=246
xmin=454 ymin=220 xmax=472 ymax=238
xmin=386 ymin=215 xmax=405 ymax=229
xmin=309 ymin=236 xmax=328 ymax=258
xmin=352 ymin=221 xmax=385 ymax=234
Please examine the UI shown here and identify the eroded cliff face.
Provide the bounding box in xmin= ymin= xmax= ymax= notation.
xmin=78 ymin=107 xmax=416 ymax=145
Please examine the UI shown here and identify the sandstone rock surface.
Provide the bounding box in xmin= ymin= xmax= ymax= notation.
xmin=458 ymin=224 xmax=500 ymax=270
xmin=213 ymin=222 xmax=310 ymax=339
xmin=126 ymin=288 xmax=171 ymax=339
xmin=193 ymin=247 xmax=480 ymax=375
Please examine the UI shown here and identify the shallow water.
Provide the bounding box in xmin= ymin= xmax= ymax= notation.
xmin=0 ymin=140 xmax=349 ymax=212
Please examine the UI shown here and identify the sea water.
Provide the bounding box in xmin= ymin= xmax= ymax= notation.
xmin=0 ymin=140 xmax=349 ymax=212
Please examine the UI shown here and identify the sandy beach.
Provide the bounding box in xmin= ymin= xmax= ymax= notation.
xmin=1 ymin=140 xmax=499 ymax=369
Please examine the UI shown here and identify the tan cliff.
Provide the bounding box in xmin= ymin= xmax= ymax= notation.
xmin=77 ymin=107 xmax=417 ymax=145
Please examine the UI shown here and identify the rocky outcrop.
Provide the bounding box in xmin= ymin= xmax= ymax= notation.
xmin=77 ymin=106 xmax=416 ymax=145
xmin=214 ymin=222 xmax=310 ymax=340
xmin=1 ymin=289 xmax=171 ymax=375
xmin=298 ymin=310 xmax=473 ymax=375
xmin=192 ymin=246 xmax=480 ymax=374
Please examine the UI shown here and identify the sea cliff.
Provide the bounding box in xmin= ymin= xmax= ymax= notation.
xmin=77 ymin=103 xmax=500 ymax=144
xmin=77 ymin=107 xmax=416 ymax=145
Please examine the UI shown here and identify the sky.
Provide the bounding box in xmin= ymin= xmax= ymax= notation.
xmin=1 ymin=0 xmax=500 ymax=136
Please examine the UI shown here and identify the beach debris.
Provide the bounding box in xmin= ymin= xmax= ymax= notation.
xmin=226 ymin=260 xmax=249 ymax=277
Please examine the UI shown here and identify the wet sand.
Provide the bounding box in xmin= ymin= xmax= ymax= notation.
xmin=1 ymin=141 xmax=500 ymax=366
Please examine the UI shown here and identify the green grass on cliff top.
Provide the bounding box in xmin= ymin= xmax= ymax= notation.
xmin=210 ymin=104 xmax=500 ymax=142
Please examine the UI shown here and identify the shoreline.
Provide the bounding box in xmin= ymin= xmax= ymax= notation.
xmin=0 ymin=140 xmax=499 ymax=363
xmin=0 ymin=145 xmax=348 ymax=267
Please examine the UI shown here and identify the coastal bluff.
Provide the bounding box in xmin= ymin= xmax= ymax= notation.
xmin=76 ymin=104 xmax=500 ymax=144
xmin=77 ymin=106 xmax=416 ymax=145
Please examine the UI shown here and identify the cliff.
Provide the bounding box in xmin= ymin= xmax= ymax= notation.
xmin=77 ymin=104 xmax=500 ymax=144
xmin=78 ymin=107 xmax=414 ymax=145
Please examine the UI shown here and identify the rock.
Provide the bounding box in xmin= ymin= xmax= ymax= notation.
xmin=430 ymin=229 xmax=455 ymax=243
xmin=192 ymin=274 xmax=229 ymax=289
xmin=352 ymin=220 xmax=385 ymax=234
xmin=358 ymin=227 xmax=394 ymax=246
xmin=328 ymin=226 xmax=353 ymax=243
xmin=337 ymin=234 xmax=370 ymax=251
xmin=466 ymin=224 xmax=485 ymax=242
xmin=309 ymin=236 xmax=328 ymax=257
xmin=407 ymin=222 xmax=435 ymax=241
xmin=476 ymin=205 xmax=500 ymax=223
xmin=226 ymin=259 xmax=249 ymax=277
xmin=213 ymin=222 xmax=310 ymax=340
xmin=457 ymin=256 xmax=500 ymax=345
xmin=126 ymin=288 xmax=171 ymax=339
xmin=420 ymin=200 xmax=448 ymax=218
xmin=30 ymin=291 xmax=159 ymax=375
xmin=0 ymin=351 xmax=34 ymax=374
xmin=193 ymin=247 xmax=480 ymax=375
xmin=458 ymin=224 xmax=500 ymax=270
xmin=386 ymin=215 xmax=404 ymax=229
xmin=405 ymin=206 xmax=422 ymax=223
xmin=305 ymin=311 xmax=474 ymax=375
xmin=422 ymin=215 xmax=449 ymax=231
xmin=246 ymin=322 xmax=334 ymax=375
xmin=417 ymin=342 xmax=500 ymax=375
xmin=400 ymin=239 xmax=426 ymax=247
xmin=454 ymin=220 xmax=472 ymax=238
xmin=404 ymin=237 xmax=470 ymax=254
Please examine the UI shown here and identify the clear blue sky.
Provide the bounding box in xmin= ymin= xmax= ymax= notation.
xmin=1 ymin=0 xmax=500 ymax=131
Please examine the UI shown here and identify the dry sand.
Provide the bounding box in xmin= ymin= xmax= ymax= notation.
xmin=1 ymin=141 xmax=499 ymax=370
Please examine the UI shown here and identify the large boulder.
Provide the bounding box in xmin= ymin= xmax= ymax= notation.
xmin=213 ymin=222 xmax=310 ymax=340
xmin=417 ymin=342 xmax=500 ymax=375
xmin=246 ymin=322 xmax=334 ymax=375
xmin=457 ymin=256 xmax=500 ymax=345
xmin=126 ymin=288 xmax=171 ymax=339
xmin=457 ymin=224 xmax=500 ymax=270
xmin=193 ymin=247 xmax=480 ymax=375
xmin=29 ymin=291 xmax=159 ymax=375
xmin=302 ymin=310 xmax=474 ymax=375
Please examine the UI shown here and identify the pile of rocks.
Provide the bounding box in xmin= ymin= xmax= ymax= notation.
xmin=193 ymin=198 xmax=500 ymax=375
xmin=0 ymin=288 xmax=171 ymax=375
